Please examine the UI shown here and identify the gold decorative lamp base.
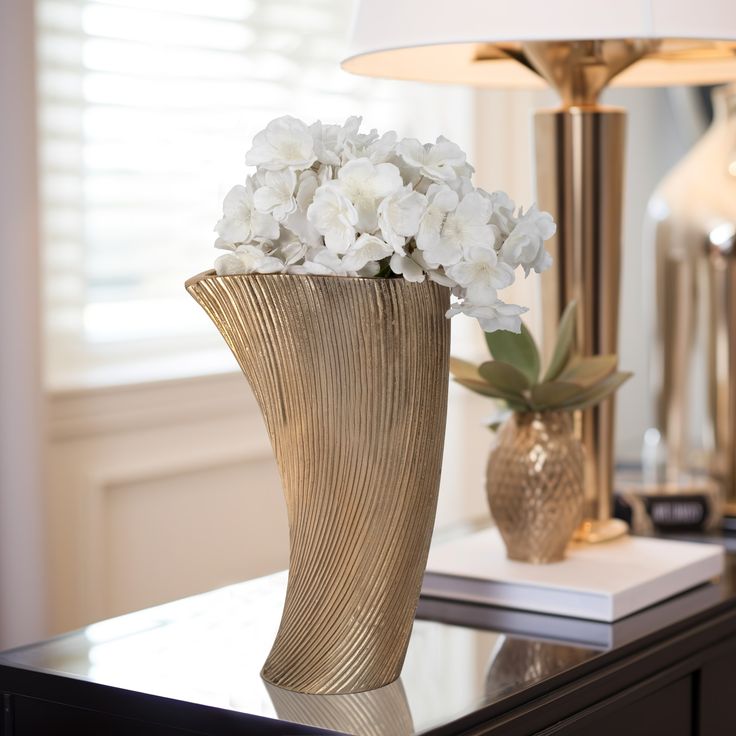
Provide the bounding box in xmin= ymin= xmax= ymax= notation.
xmin=573 ymin=517 xmax=629 ymax=544
xmin=528 ymin=41 xmax=646 ymax=543
xmin=186 ymin=271 xmax=450 ymax=694
xmin=536 ymin=106 xmax=626 ymax=540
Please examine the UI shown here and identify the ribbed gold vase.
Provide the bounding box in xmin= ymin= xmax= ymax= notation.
xmin=185 ymin=270 xmax=450 ymax=694
xmin=487 ymin=411 xmax=584 ymax=564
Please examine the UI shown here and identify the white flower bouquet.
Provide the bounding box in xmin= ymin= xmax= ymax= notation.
xmin=213 ymin=115 xmax=555 ymax=333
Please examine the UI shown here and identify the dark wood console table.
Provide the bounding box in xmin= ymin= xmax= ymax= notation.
xmin=1 ymin=533 xmax=735 ymax=735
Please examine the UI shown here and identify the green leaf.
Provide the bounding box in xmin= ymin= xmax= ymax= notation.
xmin=530 ymin=381 xmax=583 ymax=410
xmin=558 ymin=354 xmax=618 ymax=387
xmin=478 ymin=361 xmax=530 ymax=397
xmin=558 ymin=371 xmax=632 ymax=412
xmin=453 ymin=378 xmax=528 ymax=411
xmin=449 ymin=357 xmax=483 ymax=383
xmin=484 ymin=322 xmax=540 ymax=385
xmin=542 ymin=300 xmax=577 ymax=382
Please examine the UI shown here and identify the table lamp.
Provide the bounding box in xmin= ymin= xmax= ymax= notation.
xmin=342 ymin=0 xmax=736 ymax=542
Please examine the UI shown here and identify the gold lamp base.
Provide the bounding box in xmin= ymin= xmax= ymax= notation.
xmin=573 ymin=517 xmax=629 ymax=544
xmin=527 ymin=41 xmax=647 ymax=543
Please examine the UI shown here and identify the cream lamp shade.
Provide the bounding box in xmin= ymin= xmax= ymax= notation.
xmin=342 ymin=0 xmax=736 ymax=88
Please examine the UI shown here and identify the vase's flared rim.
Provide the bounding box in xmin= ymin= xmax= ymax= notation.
xmin=184 ymin=269 xmax=442 ymax=291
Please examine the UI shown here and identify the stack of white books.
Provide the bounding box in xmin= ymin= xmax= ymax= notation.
xmin=422 ymin=528 xmax=725 ymax=623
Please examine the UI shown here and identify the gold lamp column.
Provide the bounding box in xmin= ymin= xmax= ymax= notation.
xmin=527 ymin=40 xmax=649 ymax=541
xmin=342 ymin=0 xmax=736 ymax=542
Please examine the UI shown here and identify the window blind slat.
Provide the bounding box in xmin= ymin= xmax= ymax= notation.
xmin=37 ymin=0 xmax=473 ymax=352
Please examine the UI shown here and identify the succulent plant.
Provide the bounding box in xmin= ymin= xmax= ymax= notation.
xmin=450 ymin=301 xmax=631 ymax=417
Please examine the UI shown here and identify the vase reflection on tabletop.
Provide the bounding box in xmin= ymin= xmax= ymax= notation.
xmin=485 ymin=636 xmax=593 ymax=700
xmin=265 ymin=679 xmax=414 ymax=736
xmin=648 ymin=83 xmax=736 ymax=516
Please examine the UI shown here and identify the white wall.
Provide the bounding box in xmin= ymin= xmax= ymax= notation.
xmin=46 ymin=373 xmax=287 ymax=633
xmin=0 ymin=0 xmax=48 ymax=648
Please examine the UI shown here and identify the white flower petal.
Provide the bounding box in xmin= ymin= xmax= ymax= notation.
xmin=215 ymin=253 xmax=246 ymax=275
xmin=342 ymin=234 xmax=393 ymax=271
xmin=245 ymin=115 xmax=316 ymax=171
xmin=389 ymin=253 xmax=425 ymax=283
xmin=307 ymin=187 xmax=358 ymax=254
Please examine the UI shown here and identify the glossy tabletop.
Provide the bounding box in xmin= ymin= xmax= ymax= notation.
xmin=1 ymin=533 xmax=735 ymax=735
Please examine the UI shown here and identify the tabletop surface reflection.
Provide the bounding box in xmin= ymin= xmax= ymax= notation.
xmin=2 ymin=536 xmax=735 ymax=735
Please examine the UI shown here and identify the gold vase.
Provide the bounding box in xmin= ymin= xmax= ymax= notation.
xmin=185 ymin=270 xmax=450 ymax=694
xmin=486 ymin=411 xmax=584 ymax=564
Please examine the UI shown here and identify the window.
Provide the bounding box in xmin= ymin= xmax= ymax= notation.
xmin=36 ymin=0 xmax=473 ymax=386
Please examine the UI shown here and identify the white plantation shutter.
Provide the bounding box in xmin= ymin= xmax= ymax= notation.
xmin=36 ymin=0 xmax=473 ymax=376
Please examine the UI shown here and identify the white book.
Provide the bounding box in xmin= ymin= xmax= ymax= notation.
xmin=416 ymin=582 xmax=722 ymax=649
xmin=422 ymin=528 xmax=726 ymax=622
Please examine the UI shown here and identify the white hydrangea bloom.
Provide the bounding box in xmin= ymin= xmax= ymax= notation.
xmin=482 ymin=190 xmax=518 ymax=236
xmin=343 ymin=129 xmax=398 ymax=164
xmin=419 ymin=189 xmax=492 ymax=268
xmin=310 ymin=116 xmax=361 ymax=167
xmin=246 ymin=115 xmax=316 ymax=171
xmin=342 ymin=234 xmax=393 ymax=272
xmin=389 ymin=253 xmax=425 ymax=283
xmin=282 ymin=170 xmax=323 ymax=248
xmin=499 ymin=205 xmax=556 ymax=276
xmin=212 ymin=114 xmax=555 ymax=332
xmin=215 ymin=244 xmax=284 ymax=276
xmin=448 ymin=175 xmax=475 ymax=198
xmin=253 ymin=169 xmax=297 ymax=222
xmin=415 ymin=184 xmax=459 ymax=260
xmin=378 ymin=185 xmax=427 ymax=252
xmin=446 ymin=245 xmax=515 ymax=305
xmin=294 ymin=249 xmax=353 ymax=277
xmin=215 ymin=181 xmax=279 ymax=247
xmin=329 ymin=157 xmax=403 ymax=232
xmin=306 ymin=187 xmax=358 ymax=253
xmin=396 ymin=136 xmax=467 ymax=183
xmin=446 ymin=300 xmax=528 ymax=333
xmin=271 ymin=235 xmax=308 ymax=266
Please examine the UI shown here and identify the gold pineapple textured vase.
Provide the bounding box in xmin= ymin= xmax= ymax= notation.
xmin=487 ymin=411 xmax=584 ymax=564
xmin=186 ymin=271 xmax=450 ymax=694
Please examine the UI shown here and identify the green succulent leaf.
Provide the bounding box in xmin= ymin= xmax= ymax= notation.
xmin=449 ymin=357 xmax=483 ymax=383
xmin=452 ymin=377 xmax=525 ymax=405
xmin=478 ymin=361 xmax=530 ymax=397
xmin=530 ymin=381 xmax=584 ymax=410
xmin=484 ymin=322 xmax=540 ymax=385
xmin=558 ymin=371 xmax=633 ymax=412
xmin=558 ymin=354 xmax=618 ymax=387
xmin=542 ymin=300 xmax=577 ymax=382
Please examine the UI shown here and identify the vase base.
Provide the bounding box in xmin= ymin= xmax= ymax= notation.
xmin=506 ymin=552 xmax=566 ymax=564
xmin=573 ymin=517 xmax=629 ymax=544
xmin=260 ymin=668 xmax=401 ymax=696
